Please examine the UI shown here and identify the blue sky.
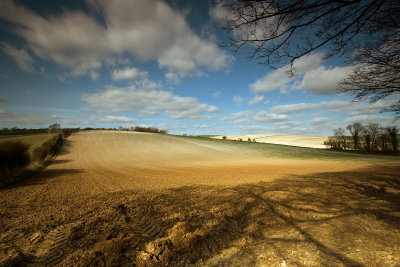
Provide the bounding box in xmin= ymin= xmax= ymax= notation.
xmin=0 ymin=0 xmax=398 ymax=136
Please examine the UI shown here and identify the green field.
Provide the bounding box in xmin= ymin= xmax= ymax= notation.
xmin=0 ymin=134 xmax=57 ymax=154
xmin=173 ymin=135 xmax=400 ymax=165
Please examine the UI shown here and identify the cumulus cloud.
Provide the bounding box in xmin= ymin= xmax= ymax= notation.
xmin=230 ymin=110 xmax=252 ymax=120
xmin=0 ymin=42 xmax=35 ymax=72
xmin=271 ymin=99 xmax=396 ymax=116
xmin=250 ymin=53 xmax=353 ymax=95
xmin=301 ymin=66 xmax=354 ymax=95
xmin=232 ymin=113 xmax=305 ymax=134
xmin=248 ymin=95 xmax=264 ymax=105
xmin=344 ymin=115 xmax=398 ymax=125
xmin=112 ymin=67 xmax=148 ymax=82
xmin=0 ymin=109 xmax=55 ymax=127
xmin=93 ymin=115 xmax=136 ymax=123
xmin=81 ymin=83 xmax=220 ymax=120
xmin=0 ymin=0 xmax=232 ymax=79
xmin=165 ymin=72 xmax=180 ymax=84
xmin=229 ymin=110 xmax=290 ymax=125
xmin=233 ymin=95 xmax=243 ymax=105
xmin=271 ymin=100 xmax=350 ymax=114
xmin=250 ymin=68 xmax=290 ymax=94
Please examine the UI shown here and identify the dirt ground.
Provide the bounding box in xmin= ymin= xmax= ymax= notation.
xmin=1 ymin=131 xmax=399 ymax=266
xmin=212 ymin=134 xmax=328 ymax=149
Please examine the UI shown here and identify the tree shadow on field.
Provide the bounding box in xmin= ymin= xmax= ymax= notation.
xmin=8 ymin=165 xmax=399 ymax=266
xmin=58 ymin=138 xmax=73 ymax=156
xmin=51 ymin=159 xmax=72 ymax=165
xmin=2 ymin=168 xmax=83 ymax=190
xmin=125 ymin=165 xmax=400 ymax=266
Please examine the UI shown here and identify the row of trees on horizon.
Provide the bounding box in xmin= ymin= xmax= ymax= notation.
xmin=326 ymin=123 xmax=398 ymax=153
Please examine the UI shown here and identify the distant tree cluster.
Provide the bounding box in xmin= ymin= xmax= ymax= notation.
xmin=0 ymin=125 xmax=79 ymax=136
xmin=61 ymin=128 xmax=80 ymax=138
xmin=326 ymin=123 xmax=398 ymax=153
xmin=130 ymin=126 xmax=167 ymax=134
xmin=0 ymin=127 xmax=51 ymax=135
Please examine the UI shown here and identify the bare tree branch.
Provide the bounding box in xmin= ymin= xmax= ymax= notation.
xmin=216 ymin=0 xmax=400 ymax=118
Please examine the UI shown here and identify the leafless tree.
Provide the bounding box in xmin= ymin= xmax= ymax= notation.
xmin=378 ymin=127 xmax=390 ymax=151
xmin=334 ymin=127 xmax=346 ymax=150
xmin=338 ymin=33 xmax=400 ymax=118
xmin=48 ymin=123 xmax=61 ymax=130
xmin=216 ymin=0 xmax=400 ymax=114
xmin=366 ymin=123 xmax=380 ymax=151
xmin=347 ymin=122 xmax=363 ymax=150
xmin=386 ymin=126 xmax=398 ymax=152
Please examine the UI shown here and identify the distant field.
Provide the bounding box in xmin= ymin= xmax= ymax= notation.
xmin=174 ymin=135 xmax=400 ymax=165
xmin=211 ymin=134 xmax=328 ymax=148
xmin=0 ymin=133 xmax=57 ymax=154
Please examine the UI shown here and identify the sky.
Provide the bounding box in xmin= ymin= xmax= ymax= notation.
xmin=0 ymin=0 xmax=399 ymax=136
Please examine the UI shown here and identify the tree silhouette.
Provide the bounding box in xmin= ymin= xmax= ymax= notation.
xmin=216 ymin=0 xmax=400 ymax=115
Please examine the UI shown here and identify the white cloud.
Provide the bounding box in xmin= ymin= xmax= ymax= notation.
xmin=194 ymin=124 xmax=210 ymax=129
xmin=112 ymin=67 xmax=148 ymax=82
xmin=233 ymin=95 xmax=243 ymax=105
xmin=0 ymin=109 xmax=56 ymax=127
xmin=93 ymin=115 xmax=136 ymax=123
xmin=212 ymin=91 xmax=222 ymax=97
xmin=250 ymin=53 xmax=353 ymax=95
xmin=301 ymin=66 xmax=353 ymax=95
xmin=253 ymin=111 xmax=289 ymax=123
xmin=344 ymin=115 xmax=397 ymax=125
xmin=230 ymin=110 xmax=252 ymax=120
xmin=81 ymin=83 xmax=220 ymax=120
xmin=271 ymin=99 xmax=397 ymax=116
xmin=229 ymin=110 xmax=290 ymax=125
xmin=165 ymin=72 xmax=180 ymax=84
xmin=309 ymin=117 xmax=332 ymax=126
xmin=0 ymin=0 xmax=232 ymax=79
xmin=250 ymin=67 xmax=290 ymax=94
xmin=271 ymin=100 xmax=354 ymax=114
xmin=0 ymin=42 xmax=35 ymax=72
xmin=248 ymin=95 xmax=264 ymax=105
xmin=89 ymin=70 xmax=100 ymax=81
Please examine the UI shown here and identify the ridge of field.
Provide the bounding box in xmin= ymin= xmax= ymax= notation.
xmin=173 ymin=135 xmax=400 ymax=165
xmin=212 ymin=134 xmax=328 ymax=148
xmin=1 ymin=130 xmax=399 ymax=266
xmin=0 ymin=133 xmax=57 ymax=154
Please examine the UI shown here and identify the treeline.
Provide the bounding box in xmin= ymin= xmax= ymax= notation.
xmin=130 ymin=126 xmax=167 ymax=134
xmin=325 ymin=123 xmax=398 ymax=153
xmin=81 ymin=126 xmax=167 ymax=134
xmin=0 ymin=128 xmax=56 ymax=135
xmin=0 ymin=127 xmax=80 ymax=136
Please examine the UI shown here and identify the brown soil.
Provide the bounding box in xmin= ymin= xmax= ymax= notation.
xmin=1 ymin=130 xmax=399 ymax=266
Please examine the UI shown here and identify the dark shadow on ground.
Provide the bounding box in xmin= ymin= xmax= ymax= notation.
xmin=51 ymin=159 xmax=72 ymax=165
xmin=1 ymin=165 xmax=400 ymax=266
xmin=58 ymin=139 xmax=73 ymax=156
xmin=1 ymin=168 xmax=83 ymax=190
xmin=118 ymin=164 xmax=400 ymax=266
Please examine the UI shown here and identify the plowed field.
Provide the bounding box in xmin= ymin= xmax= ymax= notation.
xmin=1 ymin=130 xmax=399 ymax=266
